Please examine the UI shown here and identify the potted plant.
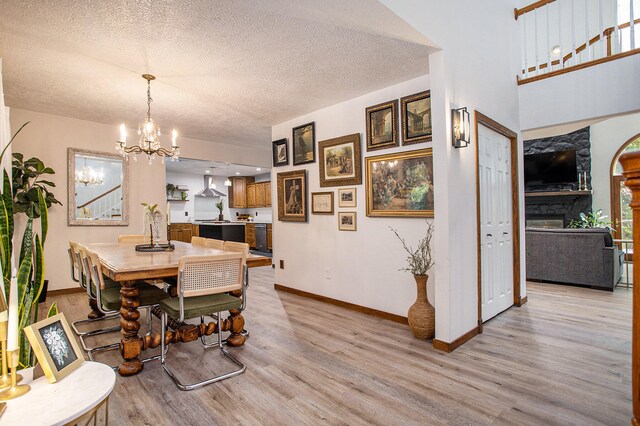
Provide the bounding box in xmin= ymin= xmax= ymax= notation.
xmin=390 ymin=221 xmax=435 ymax=339
xmin=216 ymin=199 xmax=224 ymax=221
xmin=0 ymin=122 xmax=58 ymax=368
xmin=568 ymin=209 xmax=613 ymax=230
xmin=166 ymin=183 xmax=176 ymax=199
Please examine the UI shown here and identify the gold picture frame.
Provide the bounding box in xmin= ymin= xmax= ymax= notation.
xmin=311 ymin=192 xmax=334 ymax=215
xmin=365 ymin=148 xmax=434 ymax=217
xmin=318 ymin=133 xmax=362 ymax=187
xmin=338 ymin=188 xmax=356 ymax=208
xmin=292 ymin=122 xmax=316 ymax=165
xmin=277 ymin=170 xmax=307 ymax=222
xmin=401 ymin=90 xmax=432 ymax=145
xmin=24 ymin=313 xmax=84 ymax=383
xmin=365 ymin=100 xmax=398 ymax=151
xmin=338 ymin=212 xmax=357 ymax=231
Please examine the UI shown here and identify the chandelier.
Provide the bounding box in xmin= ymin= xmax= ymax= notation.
xmin=116 ymin=74 xmax=180 ymax=163
xmin=75 ymin=157 xmax=103 ymax=186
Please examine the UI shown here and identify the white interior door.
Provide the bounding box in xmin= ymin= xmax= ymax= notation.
xmin=479 ymin=124 xmax=514 ymax=322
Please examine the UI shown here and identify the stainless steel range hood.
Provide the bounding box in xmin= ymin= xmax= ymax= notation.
xmin=195 ymin=175 xmax=226 ymax=198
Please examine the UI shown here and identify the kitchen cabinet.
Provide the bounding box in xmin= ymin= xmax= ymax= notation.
xmin=264 ymin=183 xmax=271 ymax=207
xmin=245 ymin=223 xmax=256 ymax=248
xmin=246 ymin=184 xmax=256 ymax=208
xmin=267 ymin=223 xmax=272 ymax=250
xmin=228 ymin=176 xmax=255 ymax=208
xmin=255 ymin=183 xmax=266 ymax=207
xmin=169 ymin=223 xmax=194 ymax=243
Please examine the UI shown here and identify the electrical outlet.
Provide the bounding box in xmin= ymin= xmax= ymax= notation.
xmin=184 ymin=212 xmax=188 ymax=216
xmin=255 ymin=212 xmax=258 ymax=216
xmin=279 ymin=260 xmax=284 ymax=269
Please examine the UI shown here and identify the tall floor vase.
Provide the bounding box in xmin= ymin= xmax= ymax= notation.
xmin=407 ymin=274 xmax=435 ymax=339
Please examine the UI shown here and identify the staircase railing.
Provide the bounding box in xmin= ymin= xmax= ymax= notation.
xmin=516 ymin=0 xmax=639 ymax=83
xmin=77 ymin=184 xmax=122 ymax=220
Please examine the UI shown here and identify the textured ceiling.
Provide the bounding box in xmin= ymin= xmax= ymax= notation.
xmin=0 ymin=0 xmax=434 ymax=149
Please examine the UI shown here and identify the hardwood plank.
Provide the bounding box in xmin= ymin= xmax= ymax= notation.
xmin=44 ymin=268 xmax=633 ymax=425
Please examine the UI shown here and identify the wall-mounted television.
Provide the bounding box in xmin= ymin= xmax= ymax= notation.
xmin=524 ymin=149 xmax=577 ymax=186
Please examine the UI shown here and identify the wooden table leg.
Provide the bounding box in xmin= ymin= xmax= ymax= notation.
xmin=87 ymin=298 xmax=105 ymax=320
xmin=118 ymin=280 xmax=143 ymax=376
xmin=225 ymin=309 xmax=246 ymax=347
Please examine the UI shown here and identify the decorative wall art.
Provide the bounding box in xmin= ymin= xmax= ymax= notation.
xmin=365 ymin=148 xmax=434 ymax=217
xmin=292 ymin=122 xmax=316 ymax=165
xmin=318 ymin=133 xmax=362 ymax=187
xmin=277 ymin=170 xmax=308 ymax=222
xmin=338 ymin=187 xmax=357 ymax=208
xmin=23 ymin=313 xmax=85 ymax=383
xmin=401 ymin=90 xmax=432 ymax=145
xmin=272 ymin=138 xmax=289 ymax=167
xmin=311 ymin=192 xmax=334 ymax=214
xmin=365 ymin=100 xmax=398 ymax=151
xmin=338 ymin=212 xmax=357 ymax=231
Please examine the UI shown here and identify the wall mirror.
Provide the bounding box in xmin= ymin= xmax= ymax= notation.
xmin=68 ymin=148 xmax=129 ymax=226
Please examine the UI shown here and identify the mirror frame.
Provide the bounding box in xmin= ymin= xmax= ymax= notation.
xmin=67 ymin=148 xmax=130 ymax=226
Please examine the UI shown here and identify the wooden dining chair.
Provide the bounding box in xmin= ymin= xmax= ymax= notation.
xmin=159 ymin=253 xmax=247 ymax=390
xmin=69 ymin=241 xmax=120 ymax=344
xmin=223 ymin=241 xmax=249 ymax=255
xmin=204 ymin=238 xmax=225 ymax=250
xmin=191 ymin=236 xmax=207 ymax=247
xmin=80 ymin=246 xmax=168 ymax=365
xmin=118 ymin=234 xmax=149 ymax=243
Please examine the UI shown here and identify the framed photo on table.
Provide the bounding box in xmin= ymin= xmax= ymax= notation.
xmin=401 ymin=90 xmax=432 ymax=145
xmin=277 ymin=170 xmax=308 ymax=222
xmin=318 ymin=133 xmax=362 ymax=187
xmin=292 ymin=122 xmax=316 ymax=165
xmin=338 ymin=212 xmax=357 ymax=231
xmin=365 ymin=148 xmax=434 ymax=217
xmin=338 ymin=188 xmax=356 ymax=208
xmin=311 ymin=192 xmax=334 ymax=214
xmin=365 ymin=100 xmax=398 ymax=151
xmin=24 ymin=313 xmax=84 ymax=383
xmin=272 ymin=138 xmax=289 ymax=167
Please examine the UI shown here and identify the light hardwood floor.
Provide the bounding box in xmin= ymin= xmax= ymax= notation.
xmin=45 ymin=268 xmax=632 ymax=425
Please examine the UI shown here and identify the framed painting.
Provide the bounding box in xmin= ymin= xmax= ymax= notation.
xmin=401 ymin=90 xmax=432 ymax=145
xmin=292 ymin=122 xmax=315 ymax=165
xmin=318 ymin=133 xmax=362 ymax=187
xmin=365 ymin=148 xmax=434 ymax=217
xmin=338 ymin=212 xmax=357 ymax=231
xmin=365 ymin=100 xmax=398 ymax=151
xmin=311 ymin=192 xmax=334 ymax=214
xmin=277 ymin=170 xmax=307 ymax=222
xmin=272 ymin=138 xmax=289 ymax=167
xmin=338 ymin=187 xmax=356 ymax=208
xmin=24 ymin=313 xmax=85 ymax=383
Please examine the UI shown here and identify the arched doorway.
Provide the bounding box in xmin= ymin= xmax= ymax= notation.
xmin=610 ymin=133 xmax=640 ymax=246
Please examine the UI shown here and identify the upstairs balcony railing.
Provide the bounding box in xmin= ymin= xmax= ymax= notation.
xmin=517 ymin=0 xmax=639 ymax=84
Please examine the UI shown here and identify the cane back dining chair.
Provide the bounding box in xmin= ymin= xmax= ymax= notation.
xmin=204 ymin=238 xmax=225 ymax=250
xmin=79 ymin=245 xmax=168 ymax=365
xmin=159 ymin=253 xmax=247 ymax=390
xmin=69 ymin=241 xmax=120 ymax=348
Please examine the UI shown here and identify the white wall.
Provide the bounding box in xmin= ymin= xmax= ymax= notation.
xmin=591 ymin=111 xmax=640 ymax=218
xmin=381 ymin=1 xmax=523 ymax=343
xmin=519 ymin=54 xmax=640 ymax=131
xmin=9 ymin=108 xmax=271 ymax=291
xmin=272 ymin=75 xmax=431 ymax=318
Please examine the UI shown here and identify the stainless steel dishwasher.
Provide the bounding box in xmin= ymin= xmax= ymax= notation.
xmin=254 ymin=223 xmax=267 ymax=251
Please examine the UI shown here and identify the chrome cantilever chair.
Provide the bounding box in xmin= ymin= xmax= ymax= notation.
xmin=159 ymin=253 xmax=247 ymax=390
xmin=69 ymin=241 xmax=120 ymax=348
xmin=204 ymin=238 xmax=225 ymax=250
xmin=191 ymin=236 xmax=207 ymax=247
xmin=80 ymin=246 xmax=168 ymax=365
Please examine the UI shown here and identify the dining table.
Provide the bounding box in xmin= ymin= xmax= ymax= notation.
xmin=83 ymin=240 xmax=272 ymax=376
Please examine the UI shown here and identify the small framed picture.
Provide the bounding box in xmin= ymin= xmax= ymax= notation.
xmin=24 ymin=313 xmax=84 ymax=383
xmin=311 ymin=192 xmax=334 ymax=215
xmin=292 ymin=122 xmax=316 ymax=165
xmin=318 ymin=133 xmax=362 ymax=187
xmin=338 ymin=188 xmax=356 ymax=208
xmin=401 ymin=90 xmax=432 ymax=145
xmin=365 ymin=100 xmax=398 ymax=151
xmin=272 ymin=138 xmax=289 ymax=167
xmin=338 ymin=212 xmax=357 ymax=231
xmin=277 ymin=170 xmax=308 ymax=222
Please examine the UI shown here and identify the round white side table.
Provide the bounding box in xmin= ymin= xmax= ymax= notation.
xmin=1 ymin=361 xmax=116 ymax=425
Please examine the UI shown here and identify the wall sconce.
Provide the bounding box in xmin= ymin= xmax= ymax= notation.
xmin=452 ymin=107 xmax=470 ymax=148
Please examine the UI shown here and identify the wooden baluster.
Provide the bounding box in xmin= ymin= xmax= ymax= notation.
xmin=585 ymin=0 xmax=591 ymax=61
xmin=546 ymin=3 xmax=551 ymax=72
xmin=571 ymin=0 xmax=578 ymax=64
xmin=619 ymin=152 xmax=640 ymax=426
xmin=605 ymin=27 xmax=615 ymax=54
xmin=523 ymin=14 xmax=530 ymax=78
xmin=599 ymin=0 xmax=605 ymax=58
xmin=558 ymin=1 xmax=563 ymax=68
xmin=534 ymin=6 xmax=540 ymax=74
xmin=630 ymin=0 xmax=636 ymax=50
xmin=616 ymin=0 xmax=623 ymax=53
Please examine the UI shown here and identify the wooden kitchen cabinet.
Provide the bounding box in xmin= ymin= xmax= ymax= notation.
xmin=228 ymin=176 xmax=254 ymax=208
xmin=264 ymin=182 xmax=271 ymax=207
xmin=246 ymin=183 xmax=256 ymax=208
xmin=169 ymin=223 xmax=194 ymax=243
xmin=255 ymin=182 xmax=266 ymax=207
xmin=267 ymin=223 xmax=272 ymax=250
xmin=245 ymin=223 xmax=256 ymax=248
